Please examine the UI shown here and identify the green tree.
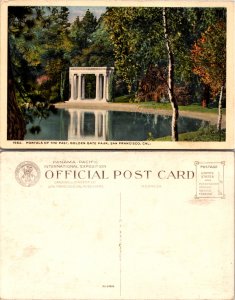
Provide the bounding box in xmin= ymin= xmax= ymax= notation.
xmin=8 ymin=6 xmax=44 ymax=139
xmin=103 ymin=7 xmax=163 ymax=94
xmin=103 ymin=7 xmax=226 ymax=140
xmin=39 ymin=7 xmax=72 ymax=102
xmin=80 ymin=18 xmax=114 ymax=67
xmin=8 ymin=6 xmax=73 ymax=139
xmin=69 ymin=9 xmax=98 ymax=66
xmin=104 ymin=7 xmax=188 ymax=140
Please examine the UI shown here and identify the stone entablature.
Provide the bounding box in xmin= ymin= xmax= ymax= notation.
xmin=69 ymin=67 xmax=114 ymax=102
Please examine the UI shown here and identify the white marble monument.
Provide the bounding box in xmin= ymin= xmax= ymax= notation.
xmin=69 ymin=67 xmax=114 ymax=102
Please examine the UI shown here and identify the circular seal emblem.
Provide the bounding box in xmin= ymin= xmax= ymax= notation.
xmin=15 ymin=161 xmax=40 ymax=187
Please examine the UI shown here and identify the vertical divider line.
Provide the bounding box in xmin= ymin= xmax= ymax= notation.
xmin=119 ymin=192 xmax=122 ymax=296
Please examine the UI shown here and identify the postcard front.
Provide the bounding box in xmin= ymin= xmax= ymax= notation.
xmin=0 ymin=0 xmax=234 ymax=149
xmin=0 ymin=151 xmax=234 ymax=299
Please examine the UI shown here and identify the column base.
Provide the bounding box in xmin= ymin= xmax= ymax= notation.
xmin=68 ymin=98 xmax=83 ymax=102
xmin=67 ymin=98 xmax=108 ymax=103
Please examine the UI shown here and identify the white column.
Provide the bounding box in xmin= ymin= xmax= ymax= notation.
xmin=106 ymin=72 xmax=110 ymax=101
xmin=74 ymin=75 xmax=78 ymax=100
xmin=99 ymin=75 xmax=103 ymax=100
xmin=95 ymin=74 xmax=100 ymax=100
xmin=106 ymin=69 xmax=113 ymax=101
xmin=70 ymin=74 xmax=74 ymax=100
xmin=78 ymin=74 xmax=82 ymax=101
xmin=82 ymin=75 xmax=85 ymax=99
xmin=102 ymin=74 xmax=107 ymax=101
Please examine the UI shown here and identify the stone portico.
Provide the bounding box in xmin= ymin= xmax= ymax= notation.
xmin=69 ymin=67 xmax=114 ymax=102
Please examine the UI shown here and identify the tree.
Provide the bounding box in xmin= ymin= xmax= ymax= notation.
xmin=8 ymin=54 xmax=26 ymax=140
xmin=103 ymin=7 xmax=181 ymax=139
xmin=185 ymin=8 xmax=226 ymax=107
xmin=191 ymin=21 xmax=226 ymax=131
xmin=69 ymin=10 xmax=98 ymax=66
xmin=72 ymin=17 xmax=114 ymax=67
xmin=8 ymin=6 xmax=40 ymax=139
xmin=162 ymin=7 xmax=179 ymax=141
xmin=8 ymin=6 xmax=73 ymax=139
xmin=104 ymin=7 xmax=227 ymax=140
xmin=103 ymin=7 xmax=163 ymax=94
xmin=40 ymin=7 xmax=72 ymax=102
xmin=81 ymin=9 xmax=98 ymax=47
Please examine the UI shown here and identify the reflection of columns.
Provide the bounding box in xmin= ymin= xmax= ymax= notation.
xmin=95 ymin=74 xmax=99 ymax=100
xmin=95 ymin=112 xmax=99 ymax=137
xmin=97 ymin=113 xmax=103 ymax=137
xmin=102 ymin=113 xmax=106 ymax=138
xmin=72 ymin=111 xmax=78 ymax=135
xmin=153 ymin=115 xmax=158 ymax=125
xmin=67 ymin=109 xmax=109 ymax=140
xmin=68 ymin=109 xmax=81 ymax=139
xmin=80 ymin=111 xmax=84 ymax=136
xmin=81 ymin=75 xmax=85 ymax=99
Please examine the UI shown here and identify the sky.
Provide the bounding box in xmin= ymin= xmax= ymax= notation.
xmin=68 ymin=7 xmax=107 ymax=23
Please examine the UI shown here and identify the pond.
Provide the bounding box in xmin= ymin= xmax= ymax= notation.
xmin=25 ymin=108 xmax=208 ymax=141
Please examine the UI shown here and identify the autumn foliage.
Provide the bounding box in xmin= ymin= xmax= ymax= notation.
xmin=191 ymin=21 xmax=226 ymax=97
xmin=138 ymin=65 xmax=190 ymax=105
xmin=137 ymin=65 xmax=167 ymax=102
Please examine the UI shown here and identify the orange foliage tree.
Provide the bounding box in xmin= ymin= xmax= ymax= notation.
xmin=191 ymin=21 xmax=226 ymax=130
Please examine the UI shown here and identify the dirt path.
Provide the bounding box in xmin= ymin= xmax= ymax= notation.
xmin=55 ymin=101 xmax=225 ymax=127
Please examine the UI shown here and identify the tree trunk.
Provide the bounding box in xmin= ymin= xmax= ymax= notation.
xmin=217 ymin=85 xmax=224 ymax=132
xmin=202 ymin=84 xmax=210 ymax=108
xmin=7 ymin=55 xmax=26 ymax=140
xmin=163 ymin=7 xmax=179 ymax=141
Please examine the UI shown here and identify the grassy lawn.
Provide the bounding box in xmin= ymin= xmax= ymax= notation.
xmin=113 ymin=96 xmax=225 ymax=115
xmin=149 ymin=126 xmax=226 ymax=141
xmin=139 ymin=102 xmax=225 ymax=114
xmin=113 ymin=95 xmax=134 ymax=103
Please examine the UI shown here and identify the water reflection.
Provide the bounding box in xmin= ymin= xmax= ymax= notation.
xmin=68 ymin=110 xmax=108 ymax=140
xmin=25 ymin=108 xmax=208 ymax=141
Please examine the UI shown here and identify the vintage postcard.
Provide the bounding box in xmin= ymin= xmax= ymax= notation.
xmin=0 ymin=0 xmax=234 ymax=149
xmin=0 ymin=150 xmax=234 ymax=299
